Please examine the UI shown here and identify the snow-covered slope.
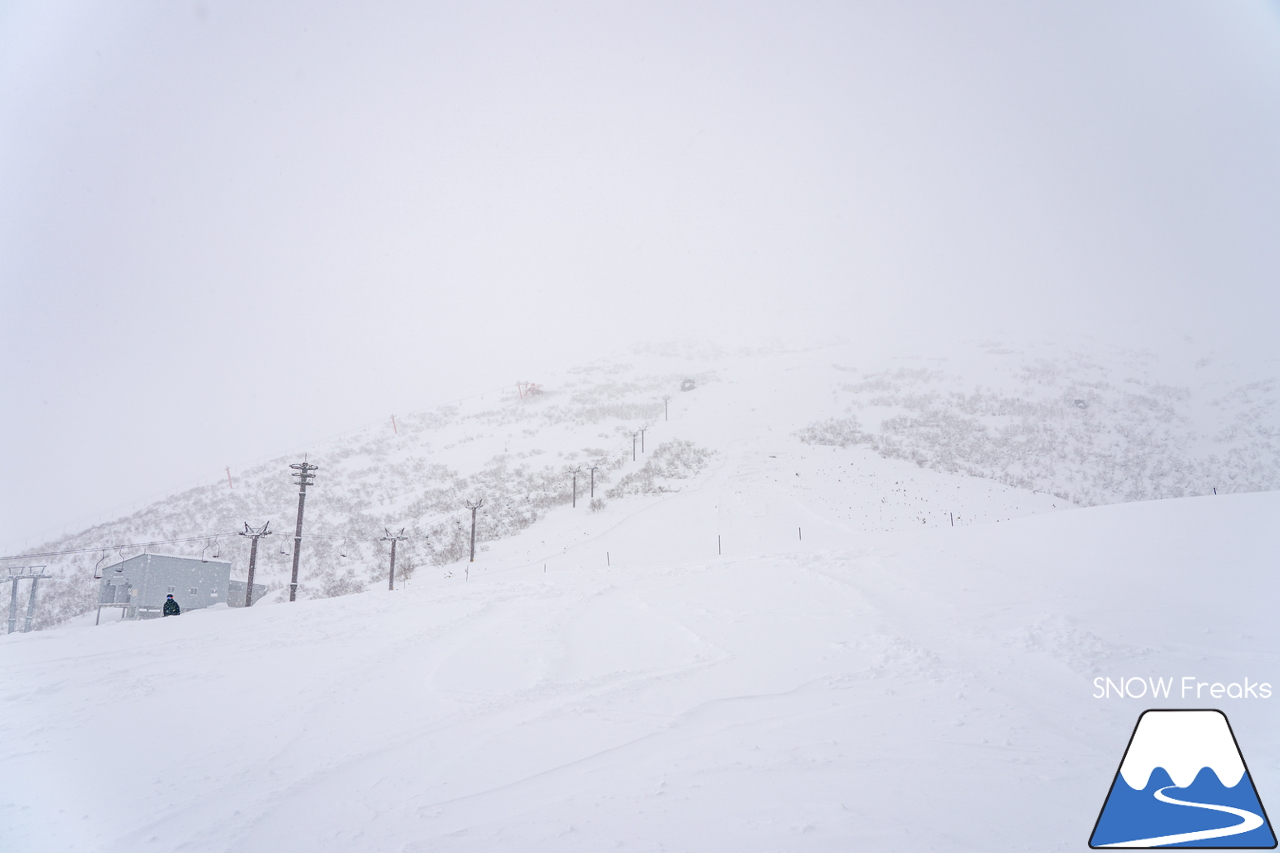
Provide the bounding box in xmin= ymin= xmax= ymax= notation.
xmin=3 ymin=482 xmax=1278 ymax=851
xmin=2 ymin=339 xmax=1278 ymax=850
xmin=11 ymin=339 xmax=1276 ymax=631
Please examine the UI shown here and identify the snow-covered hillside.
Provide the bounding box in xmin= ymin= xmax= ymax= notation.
xmin=4 ymin=470 xmax=1279 ymax=851
xmin=2 ymin=339 xmax=1279 ymax=850
xmin=8 ymin=339 xmax=1277 ymax=632
xmin=801 ymin=346 xmax=1278 ymax=505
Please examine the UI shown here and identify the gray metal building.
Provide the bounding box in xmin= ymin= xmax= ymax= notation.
xmin=228 ymin=579 xmax=269 ymax=608
xmin=97 ymin=554 xmax=264 ymax=620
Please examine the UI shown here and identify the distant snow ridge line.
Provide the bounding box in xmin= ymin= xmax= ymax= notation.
xmin=798 ymin=364 xmax=1278 ymax=507
xmin=19 ymin=371 xmax=698 ymax=630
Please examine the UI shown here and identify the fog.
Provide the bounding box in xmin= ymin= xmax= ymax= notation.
xmin=2 ymin=1 xmax=1279 ymax=548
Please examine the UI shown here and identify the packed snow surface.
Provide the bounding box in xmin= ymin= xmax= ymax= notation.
xmin=3 ymin=341 xmax=1278 ymax=851
xmin=4 ymin=488 xmax=1279 ymax=850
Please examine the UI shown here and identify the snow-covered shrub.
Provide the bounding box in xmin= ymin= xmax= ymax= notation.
xmin=318 ymin=565 xmax=366 ymax=598
xmin=796 ymin=415 xmax=872 ymax=448
xmin=800 ymin=363 xmax=1280 ymax=507
xmin=606 ymin=440 xmax=714 ymax=498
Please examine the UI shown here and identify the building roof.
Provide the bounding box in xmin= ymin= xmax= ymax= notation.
xmin=101 ymin=553 xmax=231 ymax=573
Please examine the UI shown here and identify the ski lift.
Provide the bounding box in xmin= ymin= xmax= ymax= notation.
xmin=201 ymin=540 xmax=214 ymax=563
xmin=279 ymin=538 xmax=289 ymax=555
xmin=93 ymin=549 xmax=108 ymax=580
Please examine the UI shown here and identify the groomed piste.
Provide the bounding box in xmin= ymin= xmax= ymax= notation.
xmin=3 ymin=344 xmax=1278 ymax=852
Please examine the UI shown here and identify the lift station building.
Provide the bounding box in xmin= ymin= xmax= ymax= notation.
xmin=98 ymin=553 xmax=266 ymax=620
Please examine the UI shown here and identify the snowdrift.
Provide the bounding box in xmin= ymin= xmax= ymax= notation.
xmin=3 ymin=482 xmax=1278 ymax=851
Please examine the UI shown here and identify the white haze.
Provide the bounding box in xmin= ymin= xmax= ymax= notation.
xmin=2 ymin=1 xmax=1279 ymax=548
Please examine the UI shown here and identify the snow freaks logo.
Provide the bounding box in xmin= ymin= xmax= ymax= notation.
xmin=1089 ymin=710 xmax=1276 ymax=848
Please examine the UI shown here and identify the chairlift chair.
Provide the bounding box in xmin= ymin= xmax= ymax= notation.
xmin=198 ymin=537 xmax=221 ymax=563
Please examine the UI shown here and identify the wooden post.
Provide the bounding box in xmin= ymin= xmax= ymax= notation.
xmin=245 ymin=533 xmax=260 ymax=606
xmin=382 ymin=528 xmax=411 ymax=590
xmin=288 ymin=461 xmax=318 ymax=602
xmin=388 ymin=538 xmax=397 ymax=589
xmin=466 ymin=499 xmax=484 ymax=562
xmin=22 ymin=577 xmax=40 ymax=633
xmin=240 ymin=522 xmax=272 ymax=607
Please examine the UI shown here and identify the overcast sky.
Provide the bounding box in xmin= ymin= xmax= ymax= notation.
xmin=2 ymin=1 xmax=1279 ymax=549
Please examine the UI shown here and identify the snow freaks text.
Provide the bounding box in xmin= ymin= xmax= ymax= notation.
xmin=1093 ymin=677 xmax=1272 ymax=700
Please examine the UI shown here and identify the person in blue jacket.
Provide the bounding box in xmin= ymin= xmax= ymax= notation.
xmin=163 ymin=594 xmax=181 ymax=616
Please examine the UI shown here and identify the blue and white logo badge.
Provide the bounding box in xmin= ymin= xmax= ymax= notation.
xmin=1090 ymin=709 xmax=1276 ymax=848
